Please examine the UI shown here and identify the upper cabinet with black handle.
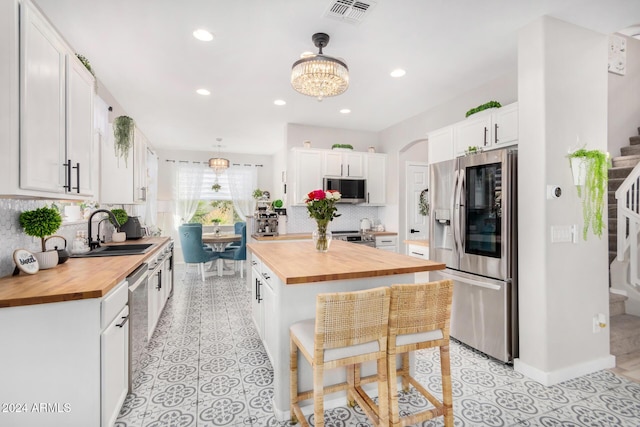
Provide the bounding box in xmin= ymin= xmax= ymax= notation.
xmin=0 ymin=0 xmax=96 ymax=199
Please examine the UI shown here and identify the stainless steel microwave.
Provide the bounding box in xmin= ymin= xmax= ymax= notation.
xmin=323 ymin=178 xmax=366 ymax=204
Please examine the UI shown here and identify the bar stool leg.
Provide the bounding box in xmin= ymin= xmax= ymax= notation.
xmin=440 ymin=344 xmax=454 ymax=427
xmin=400 ymin=353 xmax=410 ymax=392
xmin=387 ymin=350 xmax=400 ymax=427
xmin=289 ymin=337 xmax=299 ymax=425
xmin=346 ymin=365 xmax=356 ymax=407
xmin=313 ymin=365 xmax=325 ymax=427
xmin=377 ymin=356 xmax=389 ymax=426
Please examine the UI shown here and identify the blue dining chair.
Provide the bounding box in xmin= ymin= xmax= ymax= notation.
xmin=181 ymin=223 xmax=214 ymax=251
xmin=219 ymin=223 xmax=247 ymax=277
xmin=178 ymin=224 xmax=220 ymax=281
xmin=227 ymin=222 xmax=245 ymax=248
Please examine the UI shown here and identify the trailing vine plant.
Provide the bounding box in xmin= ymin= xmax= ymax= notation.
xmin=75 ymin=53 xmax=97 ymax=92
xmin=113 ymin=116 xmax=135 ymax=166
xmin=568 ymin=148 xmax=610 ymax=240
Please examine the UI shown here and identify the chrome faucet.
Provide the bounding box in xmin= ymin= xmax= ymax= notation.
xmin=87 ymin=209 xmax=120 ymax=250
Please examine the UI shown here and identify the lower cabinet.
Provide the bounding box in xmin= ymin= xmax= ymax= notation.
xmin=407 ymin=243 xmax=430 ymax=260
xmin=375 ymin=235 xmax=398 ymax=253
xmin=0 ymin=279 xmax=129 ymax=427
xmin=250 ymin=257 xmax=277 ymax=362
xmin=101 ymin=304 xmax=129 ymax=427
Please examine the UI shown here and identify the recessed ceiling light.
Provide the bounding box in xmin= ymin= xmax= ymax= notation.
xmin=274 ymin=99 xmax=286 ymax=106
xmin=196 ymin=88 xmax=211 ymax=96
xmin=193 ymin=29 xmax=214 ymax=41
xmin=340 ymin=108 xmax=351 ymax=114
xmin=390 ymin=68 xmax=406 ymax=78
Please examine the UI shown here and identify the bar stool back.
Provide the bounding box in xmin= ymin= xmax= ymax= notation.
xmin=387 ymin=279 xmax=454 ymax=427
xmin=289 ymin=287 xmax=391 ymax=427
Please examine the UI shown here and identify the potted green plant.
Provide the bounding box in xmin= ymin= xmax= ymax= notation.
xmin=465 ymin=100 xmax=502 ymax=118
xmin=465 ymin=146 xmax=481 ymax=156
xmin=113 ymin=116 xmax=135 ymax=166
xmin=567 ymin=148 xmax=609 ymax=240
xmin=110 ymin=208 xmax=128 ymax=230
xmin=331 ymin=143 xmax=354 ymax=151
xmin=19 ymin=206 xmax=63 ymax=269
xmin=252 ymin=188 xmax=264 ymax=199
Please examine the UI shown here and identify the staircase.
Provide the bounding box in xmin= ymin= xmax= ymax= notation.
xmin=609 ymin=126 xmax=640 ymax=362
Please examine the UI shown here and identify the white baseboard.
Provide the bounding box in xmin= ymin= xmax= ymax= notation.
xmin=514 ymin=355 xmax=616 ymax=386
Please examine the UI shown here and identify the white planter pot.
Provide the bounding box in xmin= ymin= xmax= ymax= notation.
xmin=570 ymin=157 xmax=588 ymax=186
xmin=34 ymin=250 xmax=59 ymax=270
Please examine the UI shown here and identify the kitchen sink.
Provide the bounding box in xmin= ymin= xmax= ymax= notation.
xmin=71 ymin=243 xmax=154 ymax=258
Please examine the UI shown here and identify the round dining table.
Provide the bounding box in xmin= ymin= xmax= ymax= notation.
xmin=202 ymin=233 xmax=241 ymax=251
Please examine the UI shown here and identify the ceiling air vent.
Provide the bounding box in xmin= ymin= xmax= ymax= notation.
xmin=323 ymin=0 xmax=377 ymax=25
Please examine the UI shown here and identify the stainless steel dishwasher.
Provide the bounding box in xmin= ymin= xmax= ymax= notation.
xmin=127 ymin=263 xmax=148 ymax=390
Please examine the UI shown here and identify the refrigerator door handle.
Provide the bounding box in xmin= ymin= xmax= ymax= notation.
xmin=439 ymin=270 xmax=502 ymax=291
xmin=450 ymin=168 xmax=460 ymax=253
xmin=452 ymin=169 xmax=464 ymax=254
xmin=458 ymin=169 xmax=466 ymax=249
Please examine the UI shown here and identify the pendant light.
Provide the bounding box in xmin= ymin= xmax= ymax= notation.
xmin=291 ymin=33 xmax=349 ymax=101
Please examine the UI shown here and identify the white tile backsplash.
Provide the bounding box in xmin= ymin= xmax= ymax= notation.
xmin=285 ymin=204 xmax=380 ymax=233
xmin=0 ymin=199 xmax=95 ymax=278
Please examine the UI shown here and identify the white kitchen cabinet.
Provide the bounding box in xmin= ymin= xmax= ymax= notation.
xmin=455 ymin=103 xmax=518 ymax=154
xmin=101 ymin=304 xmax=129 ymax=427
xmin=66 ymin=53 xmax=96 ymax=196
xmin=0 ymin=278 xmax=129 ymax=427
xmin=251 ymin=258 xmax=264 ymax=339
xmin=323 ymin=151 xmax=364 ymax=177
xmin=289 ymin=148 xmax=324 ymax=206
xmin=364 ymin=153 xmax=386 ymax=205
xmin=147 ymin=243 xmax=173 ymax=340
xmin=375 ymin=235 xmax=398 ymax=253
xmin=16 ymin=0 xmax=96 ymax=198
xmin=428 ymin=125 xmax=454 ymax=164
xmin=406 ymin=242 xmax=429 ymax=260
xmin=101 ymin=124 xmax=149 ymax=205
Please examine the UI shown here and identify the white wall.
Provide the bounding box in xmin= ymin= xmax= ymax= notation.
xmin=515 ymin=16 xmax=613 ymax=385
xmin=285 ymin=123 xmax=380 ymax=152
xmin=608 ymin=34 xmax=640 ymax=159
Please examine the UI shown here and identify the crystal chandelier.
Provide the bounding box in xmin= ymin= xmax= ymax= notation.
xmin=291 ymin=33 xmax=349 ymax=101
xmin=208 ymin=143 xmax=229 ymax=174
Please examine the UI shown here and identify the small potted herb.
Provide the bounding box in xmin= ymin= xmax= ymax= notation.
xmin=19 ymin=206 xmax=63 ymax=269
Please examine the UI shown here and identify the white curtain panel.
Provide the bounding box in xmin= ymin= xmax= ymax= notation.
xmin=171 ymin=162 xmax=205 ymax=228
xmin=227 ymin=166 xmax=257 ymax=219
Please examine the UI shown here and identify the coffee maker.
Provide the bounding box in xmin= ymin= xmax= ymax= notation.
xmin=253 ymin=207 xmax=279 ymax=236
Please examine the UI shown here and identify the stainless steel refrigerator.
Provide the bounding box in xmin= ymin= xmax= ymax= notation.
xmin=429 ymin=147 xmax=518 ymax=362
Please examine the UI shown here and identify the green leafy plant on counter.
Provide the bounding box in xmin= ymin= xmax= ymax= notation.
xmin=568 ymin=148 xmax=610 ymax=240
xmin=252 ymin=188 xmax=264 ymax=199
xmin=20 ymin=206 xmax=63 ymax=252
xmin=272 ymin=199 xmax=284 ymax=209
xmin=110 ymin=209 xmax=129 ymax=231
xmin=113 ymin=116 xmax=135 ymax=166
xmin=331 ymin=144 xmax=354 ymax=150
xmin=465 ymin=100 xmax=502 ymax=118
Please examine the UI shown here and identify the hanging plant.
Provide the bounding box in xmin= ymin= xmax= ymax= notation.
xmin=212 ymin=182 xmax=221 ymax=192
xmin=567 ymin=148 xmax=610 ymax=240
xmin=113 ymin=116 xmax=135 ymax=166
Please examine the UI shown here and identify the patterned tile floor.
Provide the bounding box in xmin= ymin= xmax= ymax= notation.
xmin=115 ymin=266 xmax=640 ymax=427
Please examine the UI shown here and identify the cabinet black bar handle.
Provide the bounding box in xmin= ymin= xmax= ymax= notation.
xmin=72 ymin=162 xmax=80 ymax=193
xmin=157 ymin=269 xmax=162 ymax=289
xmin=63 ymin=160 xmax=71 ymax=191
xmin=116 ymin=315 xmax=129 ymax=328
xmin=483 ymin=127 xmax=488 ymax=146
xmin=257 ymin=279 xmax=263 ymax=303
xmin=494 ymin=123 xmax=499 ymax=143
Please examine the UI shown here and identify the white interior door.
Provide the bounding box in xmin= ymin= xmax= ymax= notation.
xmin=406 ymin=163 xmax=429 ymax=243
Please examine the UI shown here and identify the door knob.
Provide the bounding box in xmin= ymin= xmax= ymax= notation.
xmin=410 ymin=228 xmax=420 ymax=233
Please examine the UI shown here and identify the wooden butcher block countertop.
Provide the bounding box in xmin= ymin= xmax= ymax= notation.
xmin=251 ymin=233 xmax=311 ymax=241
xmin=0 ymin=236 xmax=171 ymax=308
xmin=247 ymin=240 xmax=444 ymax=285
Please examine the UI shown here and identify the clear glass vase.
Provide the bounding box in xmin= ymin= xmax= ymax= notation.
xmin=312 ymin=223 xmax=332 ymax=252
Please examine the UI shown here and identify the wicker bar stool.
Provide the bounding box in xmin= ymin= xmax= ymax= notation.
xmin=387 ymin=280 xmax=454 ymax=427
xmin=289 ymin=287 xmax=391 ymax=427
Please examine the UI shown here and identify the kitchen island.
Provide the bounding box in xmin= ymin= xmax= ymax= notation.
xmin=247 ymin=240 xmax=445 ymax=419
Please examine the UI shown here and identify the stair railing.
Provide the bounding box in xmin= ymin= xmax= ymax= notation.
xmin=615 ymin=161 xmax=640 ymax=289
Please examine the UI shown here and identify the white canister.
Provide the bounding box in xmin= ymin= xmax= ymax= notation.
xmin=34 ymin=250 xmax=58 ymax=270
xmin=112 ymin=232 xmax=126 ymax=243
